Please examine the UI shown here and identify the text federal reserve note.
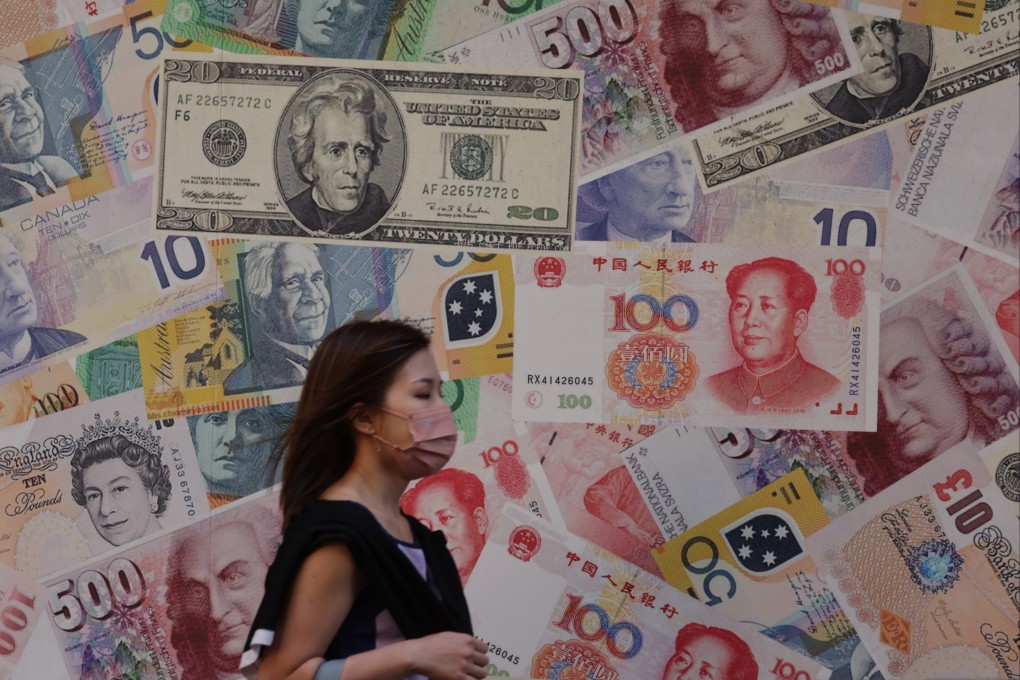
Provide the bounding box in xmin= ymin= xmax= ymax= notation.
xmin=692 ymin=7 xmax=1018 ymax=190
xmin=513 ymin=244 xmax=881 ymax=431
xmin=814 ymin=448 xmax=1020 ymax=679
xmin=0 ymin=180 xmax=222 ymax=385
xmin=441 ymin=0 xmax=860 ymax=181
xmin=0 ymin=389 xmax=209 ymax=580
xmin=465 ymin=508 xmax=833 ymax=679
xmin=138 ymin=241 xmax=514 ymax=419
xmin=155 ymin=54 xmax=581 ymax=252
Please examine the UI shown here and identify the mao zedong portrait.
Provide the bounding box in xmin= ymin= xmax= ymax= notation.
xmin=824 ymin=15 xmax=928 ymax=125
xmin=661 ymin=623 xmax=759 ymax=680
xmin=400 ymin=468 xmax=489 ymax=585
xmin=0 ymin=231 xmax=86 ymax=376
xmin=70 ymin=424 xmax=172 ymax=547
xmin=224 ymin=242 xmax=330 ymax=393
xmin=0 ymin=58 xmax=79 ymax=212
xmin=707 ymin=257 xmax=839 ymax=412
xmin=577 ymin=147 xmax=699 ymax=243
xmin=657 ymin=0 xmax=842 ymax=130
xmin=166 ymin=505 xmax=279 ymax=680
xmin=285 ymin=73 xmax=393 ymax=235
xmin=846 ymin=295 xmax=1018 ymax=496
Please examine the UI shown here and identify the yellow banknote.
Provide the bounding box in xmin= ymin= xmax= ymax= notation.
xmin=655 ymin=469 xmax=873 ymax=676
xmin=815 ymin=447 xmax=1020 ymax=679
xmin=138 ymin=241 xmax=514 ymax=420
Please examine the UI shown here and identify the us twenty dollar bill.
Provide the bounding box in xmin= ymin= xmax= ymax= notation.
xmin=692 ymin=5 xmax=1019 ymax=191
xmin=513 ymin=244 xmax=881 ymax=431
xmin=441 ymin=0 xmax=860 ymax=181
xmin=155 ymin=54 xmax=581 ymax=252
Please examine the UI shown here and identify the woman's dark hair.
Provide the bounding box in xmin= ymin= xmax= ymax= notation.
xmin=276 ymin=319 xmax=430 ymax=528
xmin=69 ymin=434 xmax=172 ymax=515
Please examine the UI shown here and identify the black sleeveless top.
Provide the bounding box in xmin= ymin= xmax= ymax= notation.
xmin=240 ymin=500 xmax=472 ymax=673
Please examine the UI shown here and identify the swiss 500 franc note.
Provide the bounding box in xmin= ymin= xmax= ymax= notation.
xmin=0 ymin=0 xmax=210 ymax=219
xmin=0 ymin=389 xmax=209 ymax=580
xmin=0 ymin=179 xmax=222 ymax=385
xmin=155 ymin=55 xmax=581 ymax=253
xmin=441 ymin=0 xmax=859 ymax=181
xmin=692 ymin=6 xmax=1019 ymax=191
xmin=41 ymin=491 xmax=279 ymax=680
xmin=138 ymin=241 xmax=514 ymax=420
xmin=813 ymin=448 xmax=1020 ymax=679
xmin=513 ymin=244 xmax=880 ymax=431
xmin=465 ymin=507 xmax=832 ymax=679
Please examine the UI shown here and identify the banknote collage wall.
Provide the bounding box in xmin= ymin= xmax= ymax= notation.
xmin=0 ymin=0 xmax=1018 ymax=678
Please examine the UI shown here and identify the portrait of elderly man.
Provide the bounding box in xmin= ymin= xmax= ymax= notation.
xmin=0 ymin=231 xmax=85 ymax=375
xmin=824 ymin=15 xmax=928 ymax=125
xmin=660 ymin=623 xmax=759 ymax=680
xmin=400 ymin=468 xmax=488 ymax=585
xmin=277 ymin=0 xmax=396 ymax=59
xmin=223 ymin=242 xmax=331 ymax=393
xmin=577 ymin=147 xmax=700 ymax=243
xmin=706 ymin=257 xmax=840 ymax=413
xmin=657 ymin=0 xmax=842 ymax=131
xmin=284 ymin=72 xmax=394 ymax=235
xmin=166 ymin=504 xmax=280 ymax=680
xmin=846 ymin=295 xmax=1019 ymax=496
xmin=0 ymin=58 xmax=79 ymax=212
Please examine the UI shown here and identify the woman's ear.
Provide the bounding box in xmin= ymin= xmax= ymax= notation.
xmin=348 ymin=403 xmax=376 ymax=436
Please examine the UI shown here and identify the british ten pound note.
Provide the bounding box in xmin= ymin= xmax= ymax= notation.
xmin=512 ymin=244 xmax=881 ymax=431
xmin=812 ymin=448 xmax=1020 ymax=679
xmin=692 ymin=7 xmax=1019 ymax=191
xmin=154 ymin=54 xmax=581 ymax=252
xmin=441 ymin=0 xmax=860 ymax=181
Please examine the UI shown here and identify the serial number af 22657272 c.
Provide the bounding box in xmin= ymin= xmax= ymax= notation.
xmin=526 ymin=374 xmax=594 ymax=386
xmin=423 ymin=183 xmax=520 ymax=200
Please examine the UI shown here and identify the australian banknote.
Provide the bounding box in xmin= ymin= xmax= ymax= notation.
xmin=40 ymin=490 xmax=279 ymax=680
xmin=137 ymin=240 xmax=514 ymax=419
xmin=692 ymin=7 xmax=1019 ymax=190
xmin=0 ymin=0 xmax=126 ymax=48
xmin=654 ymin=469 xmax=877 ymax=677
xmin=0 ymin=389 xmax=209 ymax=579
xmin=441 ymin=0 xmax=860 ymax=181
xmin=799 ymin=0 xmax=987 ymax=32
xmin=0 ymin=363 xmax=87 ymax=429
xmin=154 ymin=54 xmax=581 ymax=252
xmin=0 ymin=0 xmax=212 ymax=218
xmin=401 ymin=373 xmax=560 ymax=586
xmin=74 ymin=335 xmax=144 ymax=402
xmin=0 ymin=562 xmax=45 ymax=680
xmin=464 ymin=505 xmax=834 ymax=680
xmin=0 ymin=179 xmax=222 ymax=384
xmin=513 ymin=244 xmax=881 ymax=431
xmin=892 ymin=85 xmax=1020 ymax=265
xmin=813 ymin=447 xmax=1020 ymax=679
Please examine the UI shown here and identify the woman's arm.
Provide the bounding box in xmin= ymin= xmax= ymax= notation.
xmin=256 ymin=544 xmax=489 ymax=680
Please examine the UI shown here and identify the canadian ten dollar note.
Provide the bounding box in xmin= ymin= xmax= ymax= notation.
xmin=154 ymin=54 xmax=582 ymax=252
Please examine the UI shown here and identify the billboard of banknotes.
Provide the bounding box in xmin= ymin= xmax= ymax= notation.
xmin=442 ymin=0 xmax=860 ymax=181
xmin=892 ymin=85 xmax=1020 ymax=265
xmin=40 ymin=491 xmax=279 ymax=680
xmin=0 ymin=389 xmax=209 ymax=579
xmin=692 ymin=7 xmax=1019 ymax=190
xmin=813 ymin=447 xmax=1020 ymax=679
xmin=0 ymin=179 xmax=222 ymax=385
xmin=654 ymin=469 xmax=877 ymax=676
xmin=401 ymin=373 xmax=559 ymax=586
xmin=465 ymin=505 xmax=833 ymax=680
xmin=0 ymin=0 xmax=213 ymax=218
xmin=138 ymin=240 xmax=514 ymax=419
xmin=513 ymin=244 xmax=881 ymax=431
xmin=154 ymin=54 xmax=581 ymax=252
xmin=0 ymin=363 xmax=87 ymax=428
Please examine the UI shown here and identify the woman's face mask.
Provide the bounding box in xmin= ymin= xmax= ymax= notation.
xmin=373 ymin=404 xmax=458 ymax=478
